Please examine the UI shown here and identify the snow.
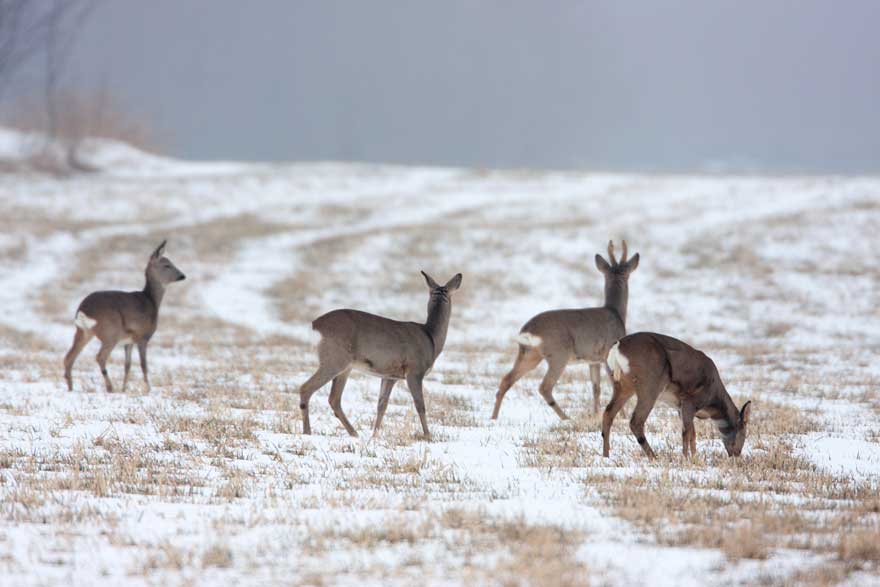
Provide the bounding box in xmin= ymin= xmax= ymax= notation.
xmin=799 ymin=435 xmax=880 ymax=480
xmin=0 ymin=128 xmax=878 ymax=585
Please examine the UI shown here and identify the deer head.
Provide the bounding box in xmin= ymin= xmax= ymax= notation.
xmin=146 ymin=240 xmax=186 ymax=285
xmin=595 ymin=239 xmax=639 ymax=278
xmin=594 ymin=240 xmax=639 ymax=322
xmin=421 ymin=271 xmax=462 ymax=305
xmin=722 ymin=401 xmax=752 ymax=457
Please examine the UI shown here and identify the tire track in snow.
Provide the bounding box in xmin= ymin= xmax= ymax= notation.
xmin=200 ymin=178 xmax=536 ymax=340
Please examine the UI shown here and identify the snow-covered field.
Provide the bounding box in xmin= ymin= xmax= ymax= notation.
xmin=1 ymin=133 xmax=878 ymax=586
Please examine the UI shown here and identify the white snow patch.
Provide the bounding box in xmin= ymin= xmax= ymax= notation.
xmin=798 ymin=435 xmax=880 ymax=480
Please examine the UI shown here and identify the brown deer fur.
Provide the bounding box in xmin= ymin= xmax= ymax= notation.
xmin=604 ymin=332 xmax=752 ymax=459
xmin=63 ymin=241 xmax=185 ymax=393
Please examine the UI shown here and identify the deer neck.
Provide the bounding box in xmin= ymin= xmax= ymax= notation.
xmin=424 ymin=299 xmax=451 ymax=360
xmin=143 ymin=272 xmax=166 ymax=313
xmin=603 ymin=278 xmax=628 ymax=325
xmin=710 ymin=385 xmax=740 ymax=438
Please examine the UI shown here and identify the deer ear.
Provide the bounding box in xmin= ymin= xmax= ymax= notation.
xmin=445 ymin=273 xmax=462 ymax=291
xmin=421 ymin=270 xmax=440 ymax=289
xmin=595 ymin=254 xmax=611 ymax=274
xmin=740 ymin=401 xmax=751 ymax=426
xmin=626 ymin=253 xmax=640 ymax=272
xmin=151 ymin=240 xmax=167 ymax=260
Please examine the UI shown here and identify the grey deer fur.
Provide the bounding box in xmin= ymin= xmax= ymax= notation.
xmin=604 ymin=332 xmax=752 ymax=459
xmin=63 ymin=240 xmax=186 ymax=393
xmin=492 ymin=240 xmax=639 ymax=420
xmin=298 ymin=271 xmax=463 ymax=438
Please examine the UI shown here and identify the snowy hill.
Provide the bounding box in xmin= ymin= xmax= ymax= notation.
xmin=0 ymin=129 xmax=878 ymax=586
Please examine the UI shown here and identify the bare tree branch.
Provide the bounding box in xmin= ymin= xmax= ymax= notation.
xmin=0 ymin=0 xmax=96 ymax=101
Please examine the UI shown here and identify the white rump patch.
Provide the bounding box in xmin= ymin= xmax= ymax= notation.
xmin=606 ymin=341 xmax=630 ymax=382
xmin=74 ymin=311 xmax=96 ymax=331
xmin=303 ymin=325 xmax=323 ymax=349
xmin=515 ymin=332 xmax=543 ymax=348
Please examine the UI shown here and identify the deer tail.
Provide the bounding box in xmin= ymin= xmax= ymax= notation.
xmin=606 ymin=341 xmax=630 ymax=382
xmin=74 ymin=311 xmax=97 ymax=332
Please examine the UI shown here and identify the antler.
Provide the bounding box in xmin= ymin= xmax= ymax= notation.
xmin=620 ymin=240 xmax=628 ymax=264
xmin=607 ymin=240 xmax=618 ymax=265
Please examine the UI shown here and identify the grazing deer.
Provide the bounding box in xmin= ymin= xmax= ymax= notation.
xmin=492 ymin=240 xmax=639 ymax=420
xmin=298 ymin=271 xmax=462 ymax=439
xmin=603 ymin=332 xmax=752 ymax=459
xmin=63 ymin=240 xmax=186 ymax=393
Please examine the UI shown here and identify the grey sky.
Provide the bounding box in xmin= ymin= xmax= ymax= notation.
xmin=55 ymin=1 xmax=880 ymax=172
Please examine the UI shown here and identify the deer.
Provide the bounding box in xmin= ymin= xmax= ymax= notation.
xmin=603 ymin=332 xmax=752 ymax=459
xmin=297 ymin=271 xmax=463 ymax=439
xmin=492 ymin=240 xmax=639 ymax=421
xmin=63 ymin=240 xmax=186 ymax=393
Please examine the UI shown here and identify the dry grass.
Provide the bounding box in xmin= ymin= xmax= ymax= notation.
xmin=1 ymin=169 xmax=879 ymax=585
xmin=201 ymin=544 xmax=234 ymax=568
xmin=582 ymin=423 xmax=879 ymax=568
xmin=4 ymin=86 xmax=162 ymax=159
xmin=303 ymin=508 xmax=589 ymax=586
xmin=838 ymin=526 xmax=880 ymax=564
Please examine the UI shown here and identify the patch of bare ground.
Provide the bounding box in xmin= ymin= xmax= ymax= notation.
xmin=0 ymin=324 xmax=55 ymax=355
xmin=269 ymin=236 xmax=361 ymax=325
xmin=268 ymin=220 xmax=472 ymax=328
xmin=303 ymin=508 xmax=589 ymax=586
xmin=173 ymin=214 xmax=292 ymax=262
xmin=431 ymin=389 xmax=481 ymax=428
xmin=575 ymin=399 xmax=880 ymax=581
xmin=0 ymin=202 xmax=108 ymax=240
xmin=1 ymin=441 xmax=207 ymax=523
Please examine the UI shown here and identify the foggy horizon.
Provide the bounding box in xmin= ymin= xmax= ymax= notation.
xmin=15 ymin=1 xmax=880 ymax=173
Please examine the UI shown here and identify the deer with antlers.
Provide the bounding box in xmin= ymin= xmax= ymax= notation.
xmin=492 ymin=240 xmax=639 ymax=420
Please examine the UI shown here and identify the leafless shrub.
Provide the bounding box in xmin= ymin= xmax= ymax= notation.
xmin=3 ymin=85 xmax=161 ymax=174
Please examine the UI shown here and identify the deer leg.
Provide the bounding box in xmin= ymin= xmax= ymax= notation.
xmin=681 ymin=401 xmax=696 ymax=458
xmin=589 ymin=363 xmax=602 ymax=414
xmin=492 ymin=346 xmax=542 ymax=419
xmin=405 ymin=372 xmax=431 ymax=439
xmin=298 ymin=363 xmax=345 ymax=435
xmin=602 ymin=380 xmax=634 ymax=457
xmin=373 ymin=378 xmax=396 ymax=436
xmin=122 ymin=344 xmax=133 ymax=392
xmin=136 ymin=341 xmax=151 ymax=393
xmin=327 ymin=369 xmax=357 ymax=437
xmin=630 ymin=393 xmax=659 ymax=459
xmin=95 ymin=341 xmax=117 ymax=393
xmin=63 ymin=327 xmax=93 ymax=392
xmin=539 ymin=356 xmax=570 ymax=420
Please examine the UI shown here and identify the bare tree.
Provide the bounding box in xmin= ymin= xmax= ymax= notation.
xmin=0 ymin=0 xmax=98 ymax=172
xmin=42 ymin=0 xmax=96 ymax=141
xmin=0 ymin=0 xmax=93 ymax=101
xmin=0 ymin=0 xmax=42 ymax=97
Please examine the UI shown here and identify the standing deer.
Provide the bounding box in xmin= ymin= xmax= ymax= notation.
xmin=492 ymin=240 xmax=639 ymax=420
xmin=63 ymin=240 xmax=186 ymax=393
xmin=603 ymin=332 xmax=752 ymax=459
xmin=298 ymin=271 xmax=462 ymax=439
